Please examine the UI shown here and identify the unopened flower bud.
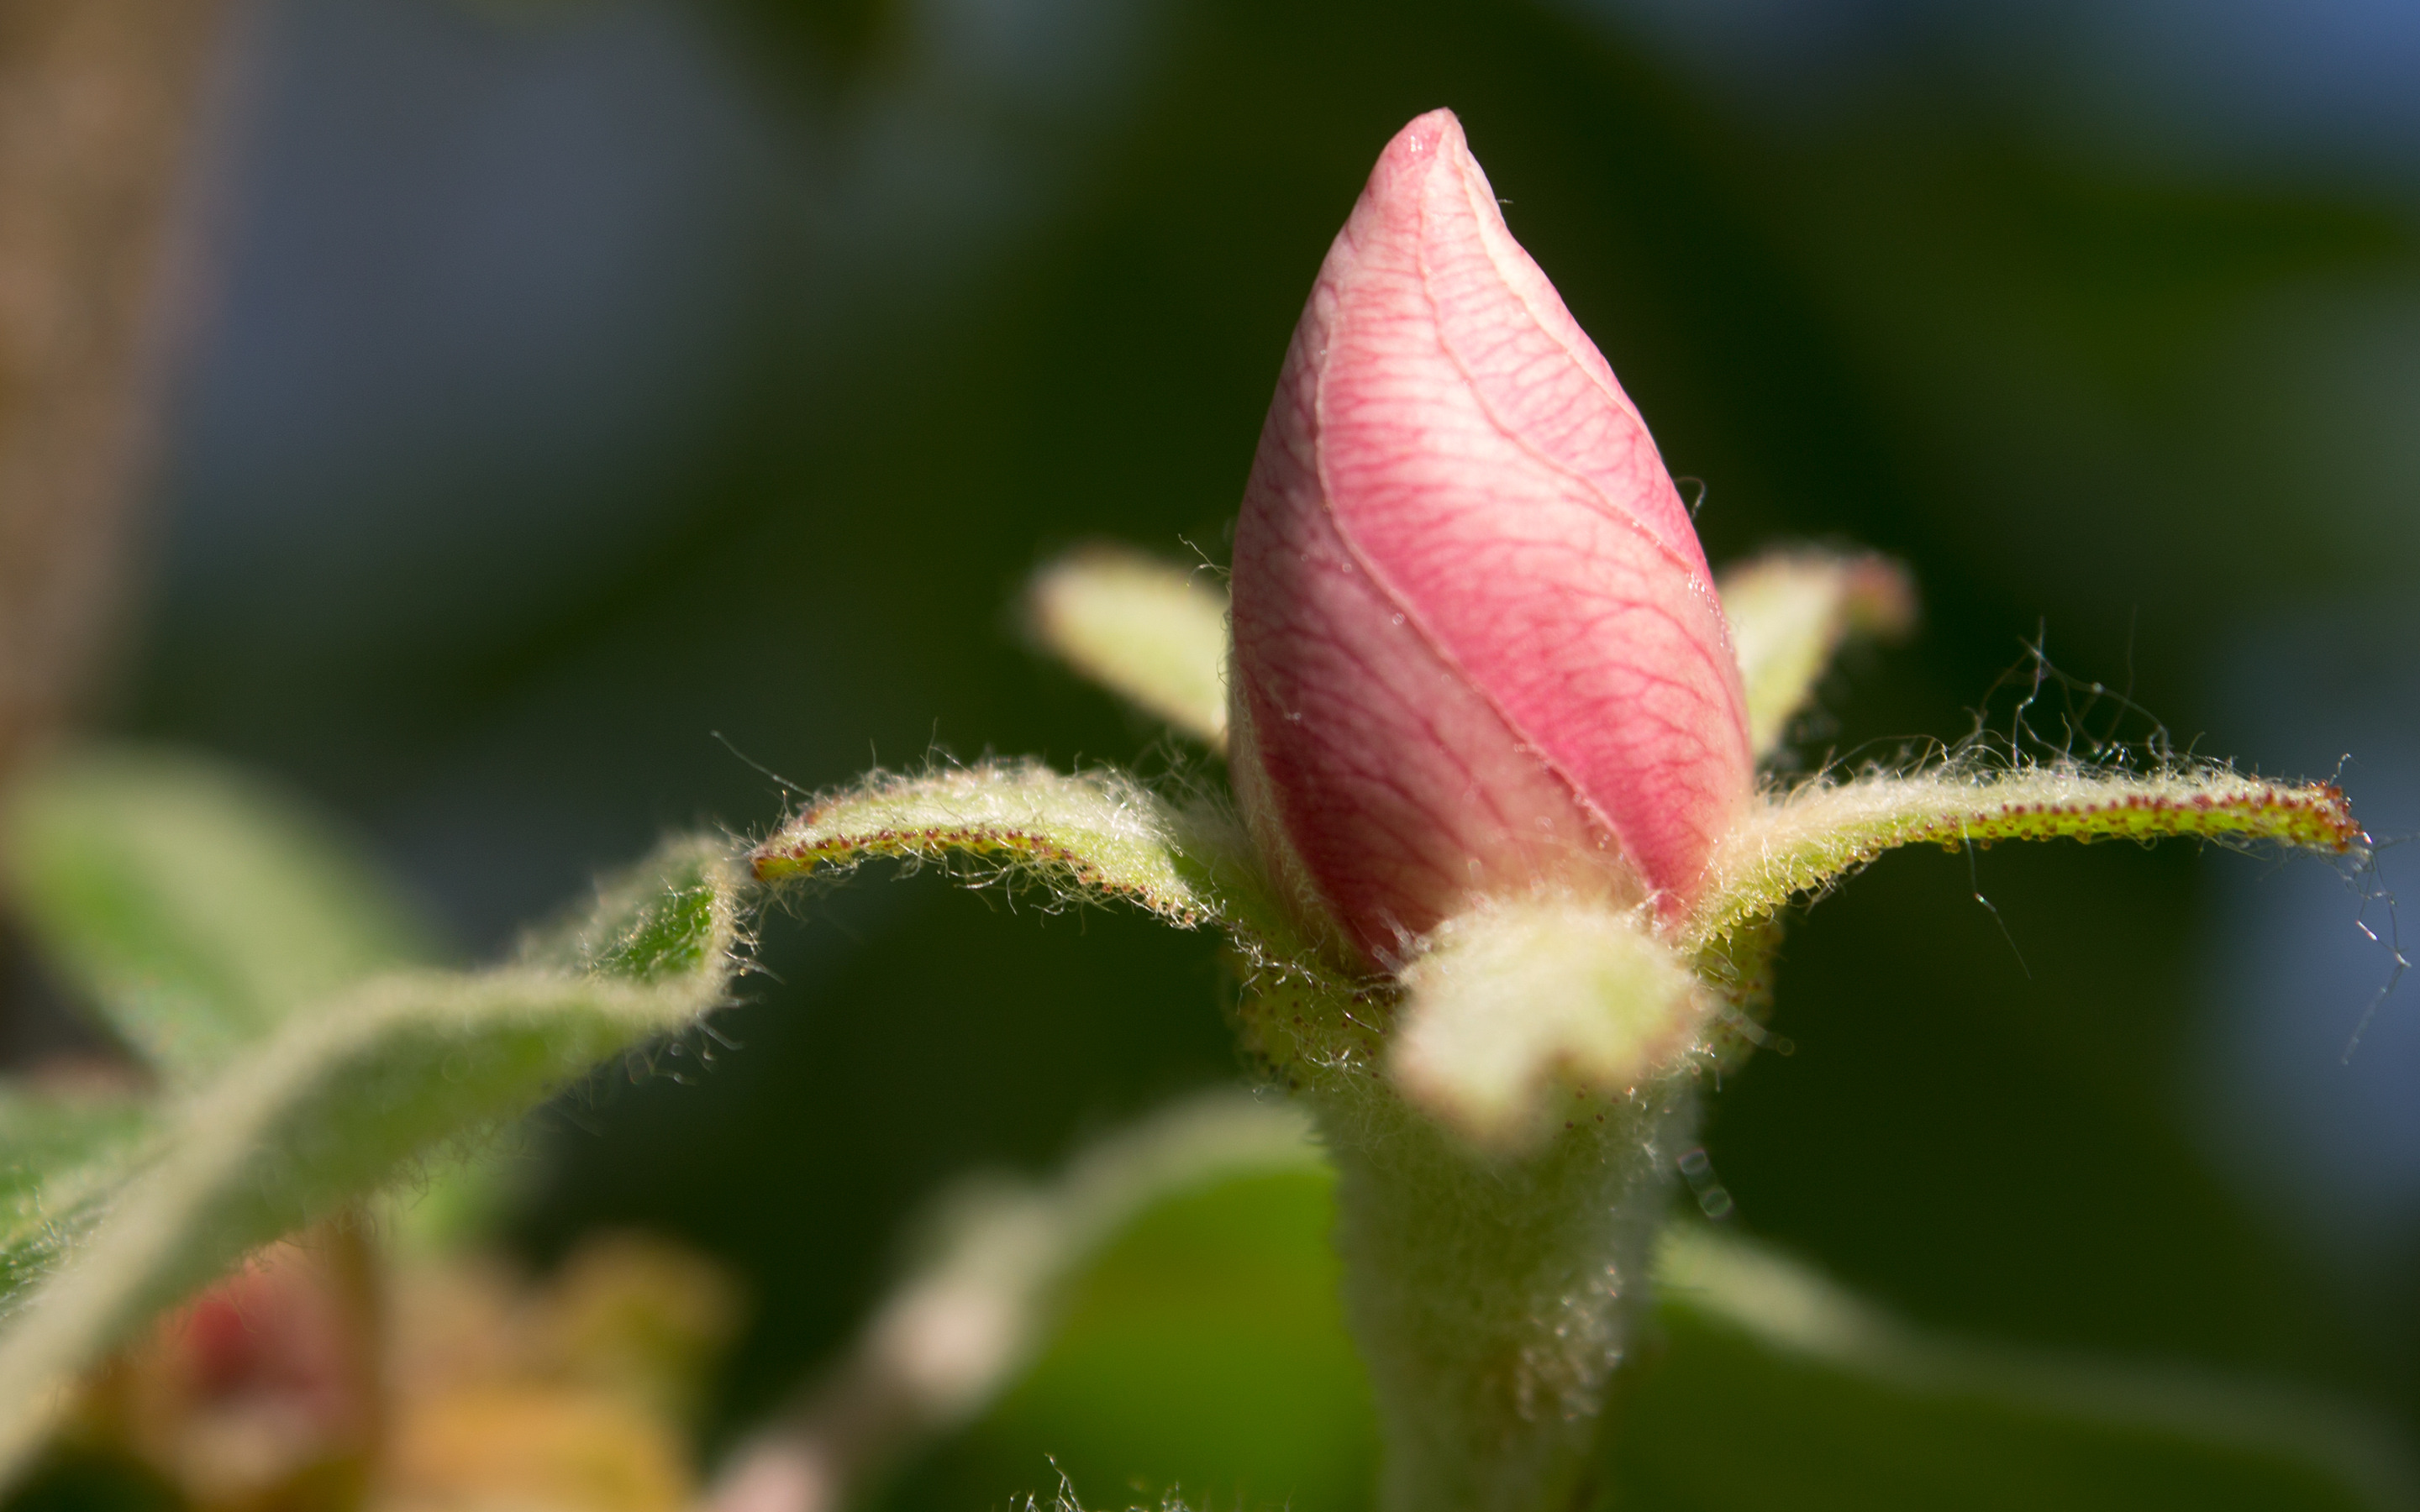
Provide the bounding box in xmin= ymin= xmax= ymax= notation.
xmin=1228 ymin=109 xmax=1752 ymax=964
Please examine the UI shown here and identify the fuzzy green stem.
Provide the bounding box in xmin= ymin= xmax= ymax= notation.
xmin=1312 ymin=1074 xmax=1697 ymax=1512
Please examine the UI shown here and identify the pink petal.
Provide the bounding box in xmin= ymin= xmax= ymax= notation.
xmin=1230 ymin=109 xmax=1750 ymax=962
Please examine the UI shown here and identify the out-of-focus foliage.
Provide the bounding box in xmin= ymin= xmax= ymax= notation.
xmin=3 ymin=752 xmax=439 ymax=1081
xmin=897 ymin=1168 xmax=2412 ymax=1512
xmin=0 ymin=749 xmax=749 ymax=1485
xmin=1026 ymin=548 xmax=1232 ymax=748
xmin=11 ymin=1226 xmax=741 ymax=1512
xmin=897 ymin=1170 xmax=1377 ymax=1512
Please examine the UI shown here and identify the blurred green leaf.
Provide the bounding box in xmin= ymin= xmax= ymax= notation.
xmin=1715 ymin=549 xmax=1915 ymax=764
xmin=712 ymin=1092 xmax=1323 ymax=1510
xmin=0 ymin=1094 xmax=155 ymax=1315
xmin=892 ymin=1173 xmax=2413 ymax=1512
xmin=0 ymin=834 xmax=749 ymax=1490
xmin=0 ymin=1096 xmax=152 ymax=1209
xmin=2 ymin=748 xmax=439 ymax=1082
xmin=1027 ymin=546 xmax=1233 ymax=750
xmin=1619 ymin=1225 xmax=2419 ymax=1511
xmin=892 ymin=1167 xmax=1378 ymax=1512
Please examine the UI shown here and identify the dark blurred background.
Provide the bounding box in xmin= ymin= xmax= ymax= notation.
xmin=42 ymin=0 xmax=2420 ymax=1500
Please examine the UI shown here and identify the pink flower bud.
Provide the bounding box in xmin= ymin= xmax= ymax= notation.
xmin=1228 ymin=109 xmax=1752 ymax=964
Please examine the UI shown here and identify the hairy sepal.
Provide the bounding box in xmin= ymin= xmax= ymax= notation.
xmin=1716 ymin=549 xmax=1916 ymax=764
xmin=1392 ymin=897 xmax=1707 ymax=1153
xmin=1691 ymin=761 xmax=2365 ymax=949
xmin=0 ymin=836 xmax=747 ymax=1488
xmin=750 ymin=763 xmax=1381 ymax=1084
xmin=752 ymin=760 xmax=1263 ymax=932
xmin=1027 ymin=547 xmax=1231 ymax=749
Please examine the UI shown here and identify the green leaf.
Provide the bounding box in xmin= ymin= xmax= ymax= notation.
xmin=753 ymin=761 xmax=1236 ymax=929
xmin=0 ymin=1093 xmax=156 ymax=1319
xmin=1625 ymin=1224 xmax=2419 ymax=1511
xmin=874 ymin=1153 xmax=2414 ymax=1512
xmin=898 ymin=1166 xmax=1376 ymax=1512
xmin=0 ymin=835 xmax=747 ymax=1489
xmin=1 ymin=748 xmax=439 ymax=1081
xmin=0 ymin=1096 xmax=151 ymax=1206
xmin=1717 ymin=549 xmax=1916 ymax=764
xmin=1691 ymin=762 xmax=2366 ymax=948
xmin=1028 ymin=546 xmax=1231 ymax=749
xmin=708 ymin=1091 xmax=1323 ymax=1512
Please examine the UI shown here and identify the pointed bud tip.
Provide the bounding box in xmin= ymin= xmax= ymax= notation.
xmin=1363 ymin=108 xmax=1484 ymax=225
xmin=1382 ymin=107 xmax=1464 ymax=162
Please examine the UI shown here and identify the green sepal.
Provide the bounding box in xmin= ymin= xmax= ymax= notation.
xmin=1691 ymin=763 xmax=2365 ymax=949
xmin=1718 ymin=549 xmax=1916 ymax=764
xmin=1027 ymin=546 xmax=1232 ymax=749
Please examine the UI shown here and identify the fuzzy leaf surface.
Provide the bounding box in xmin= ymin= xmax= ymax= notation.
xmin=1 ymin=748 xmax=439 ymax=1081
xmin=0 ymin=836 xmax=746 ymax=1487
xmin=1692 ymin=763 xmax=2365 ymax=948
xmin=753 ymin=762 xmax=1244 ymax=929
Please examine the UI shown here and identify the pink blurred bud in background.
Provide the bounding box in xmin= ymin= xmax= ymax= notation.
xmin=1228 ymin=108 xmax=1752 ymax=966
